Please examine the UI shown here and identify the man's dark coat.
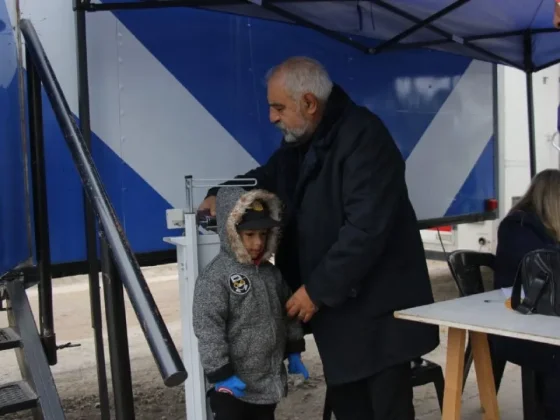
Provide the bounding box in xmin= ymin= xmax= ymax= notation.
xmin=207 ymin=85 xmax=439 ymax=385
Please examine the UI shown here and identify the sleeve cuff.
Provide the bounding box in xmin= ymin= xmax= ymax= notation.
xmin=286 ymin=338 xmax=306 ymax=355
xmin=304 ymin=282 xmax=323 ymax=309
xmin=206 ymin=363 xmax=234 ymax=383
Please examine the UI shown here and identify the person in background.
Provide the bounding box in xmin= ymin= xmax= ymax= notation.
xmin=493 ymin=168 xmax=560 ymax=420
xmin=198 ymin=56 xmax=439 ymax=419
xmin=193 ymin=187 xmax=308 ymax=420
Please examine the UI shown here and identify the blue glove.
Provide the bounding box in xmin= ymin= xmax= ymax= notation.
xmin=288 ymin=353 xmax=309 ymax=380
xmin=215 ymin=375 xmax=246 ymax=398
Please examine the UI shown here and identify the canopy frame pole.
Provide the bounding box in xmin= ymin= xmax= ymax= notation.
xmin=73 ymin=3 xmax=112 ymax=419
xmin=535 ymin=57 xmax=560 ymax=73
xmin=524 ymin=31 xmax=537 ymax=178
xmin=258 ymin=1 xmax=371 ymax=53
xmin=74 ymin=0 xmax=371 ymax=54
xmin=526 ymin=73 xmax=537 ymax=178
xmin=75 ymin=0 xmax=358 ymax=12
xmin=370 ymin=0 xmax=469 ymax=54
xmin=76 ymin=0 xmax=248 ymax=11
xmin=369 ymin=1 xmax=520 ymax=69
xmin=400 ymin=28 xmax=557 ymax=49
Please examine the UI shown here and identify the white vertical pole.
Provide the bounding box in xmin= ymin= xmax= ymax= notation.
xmin=177 ymin=213 xmax=209 ymax=420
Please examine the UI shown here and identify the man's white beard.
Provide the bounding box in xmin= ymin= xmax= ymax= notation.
xmin=277 ymin=121 xmax=310 ymax=144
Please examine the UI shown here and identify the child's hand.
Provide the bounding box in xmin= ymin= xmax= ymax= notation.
xmin=287 ymin=353 xmax=309 ymax=380
xmin=215 ymin=376 xmax=246 ymax=398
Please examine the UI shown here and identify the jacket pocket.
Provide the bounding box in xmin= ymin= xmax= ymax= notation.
xmin=229 ymin=329 xmax=250 ymax=362
xmin=231 ymin=324 xmax=275 ymax=375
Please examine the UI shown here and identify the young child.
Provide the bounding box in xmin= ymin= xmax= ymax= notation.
xmin=193 ymin=187 xmax=308 ymax=420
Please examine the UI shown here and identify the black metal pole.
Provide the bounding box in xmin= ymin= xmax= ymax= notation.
xmin=25 ymin=51 xmax=57 ymax=366
xmin=524 ymin=32 xmax=537 ymax=178
xmin=526 ymin=72 xmax=537 ymax=178
xmin=20 ymin=19 xmax=187 ymax=388
xmin=101 ymin=240 xmax=136 ymax=420
xmin=74 ymin=6 xmax=111 ymax=419
xmin=80 ymin=0 xmax=248 ymax=11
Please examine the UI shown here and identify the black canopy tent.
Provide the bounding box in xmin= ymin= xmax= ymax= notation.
xmin=69 ymin=1 xmax=559 ymax=418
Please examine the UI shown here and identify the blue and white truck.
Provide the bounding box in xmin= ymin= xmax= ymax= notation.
xmin=4 ymin=0 xmax=552 ymax=275
xmin=1 ymin=1 xmax=559 ymax=418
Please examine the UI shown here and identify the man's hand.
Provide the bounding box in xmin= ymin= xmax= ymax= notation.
xmin=286 ymin=286 xmax=318 ymax=323
xmin=198 ymin=196 xmax=217 ymax=216
xmin=555 ymin=1 xmax=560 ymax=28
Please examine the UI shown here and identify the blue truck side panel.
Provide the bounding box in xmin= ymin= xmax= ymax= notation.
xmin=41 ymin=90 xmax=173 ymax=265
xmin=0 ymin=6 xmax=30 ymax=274
xmin=446 ymin=136 xmax=495 ymax=216
xmin=1 ymin=5 xmax=496 ymax=268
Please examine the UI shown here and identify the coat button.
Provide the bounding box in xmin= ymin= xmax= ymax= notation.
xmin=349 ymin=288 xmax=357 ymax=297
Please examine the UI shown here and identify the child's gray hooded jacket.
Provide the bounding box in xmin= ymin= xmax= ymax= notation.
xmin=192 ymin=187 xmax=305 ymax=405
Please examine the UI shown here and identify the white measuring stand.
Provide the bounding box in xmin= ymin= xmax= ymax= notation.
xmin=164 ymin=176 xmax=256 ymax=420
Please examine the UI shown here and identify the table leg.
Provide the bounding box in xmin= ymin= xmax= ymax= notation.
xmin=471 ymin=332 xmax=500 ymax=420
xmin=442 ymin=327 xmax=466 ymax=420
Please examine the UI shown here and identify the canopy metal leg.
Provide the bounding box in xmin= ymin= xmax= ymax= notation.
xmin=524 ymin=32 xmax=537 ymax=178
xmin=526 ymin=71 xmax=537 ymax=178
xmin=74 ymin=5 xmax=111 ymax=418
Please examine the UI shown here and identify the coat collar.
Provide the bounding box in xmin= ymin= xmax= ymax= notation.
xmin=309 ymin=84 xmax=352 ymax=149
xmin=289 ymin=85 xmax=353 ymax=210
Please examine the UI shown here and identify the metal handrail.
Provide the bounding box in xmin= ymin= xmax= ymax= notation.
xmin=19 ymin=19 xmax=187 ymax=387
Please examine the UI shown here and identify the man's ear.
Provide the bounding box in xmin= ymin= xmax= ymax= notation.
xmin=302 ymin=93 xmax=319 ymax=115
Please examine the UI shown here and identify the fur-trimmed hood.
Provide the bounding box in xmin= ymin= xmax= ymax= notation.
xmin=215 ymin=187 xmax=282 ymax=264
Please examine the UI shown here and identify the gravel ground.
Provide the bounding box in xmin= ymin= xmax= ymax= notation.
xmin=0 ymin=260 xmax=524 ymax=419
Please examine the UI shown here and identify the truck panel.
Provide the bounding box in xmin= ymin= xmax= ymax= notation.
xmin=0 ymin=1 xmax=29 ymax=274
xmin=2 ymin=1 xmax=496 ymax=269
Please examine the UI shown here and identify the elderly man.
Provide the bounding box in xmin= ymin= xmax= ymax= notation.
xmin=199 ymin=56 xmax=439 ymax=419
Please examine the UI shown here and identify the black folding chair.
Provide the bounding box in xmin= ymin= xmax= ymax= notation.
xmin=447 ymin=250 xmax=545 ymax=419
xmin=410 ymin=357 xmax=445 ymax=409
xmin=446 ymin=250 xmax=505 ymax=391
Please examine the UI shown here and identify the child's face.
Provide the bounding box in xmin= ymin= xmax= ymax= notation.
xmin=239 ymin=229 xmax=268 ymax=260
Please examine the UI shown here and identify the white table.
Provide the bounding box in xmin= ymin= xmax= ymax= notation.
xmin=394 ymin=290 xmax=560 ymax=420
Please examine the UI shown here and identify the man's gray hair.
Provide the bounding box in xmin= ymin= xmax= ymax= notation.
xmin=266 ymin=56 xmax=333 ymax=102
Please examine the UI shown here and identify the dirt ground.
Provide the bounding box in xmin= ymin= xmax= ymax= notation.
xmin=0 ymin=260 xmax=525 ymax=419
